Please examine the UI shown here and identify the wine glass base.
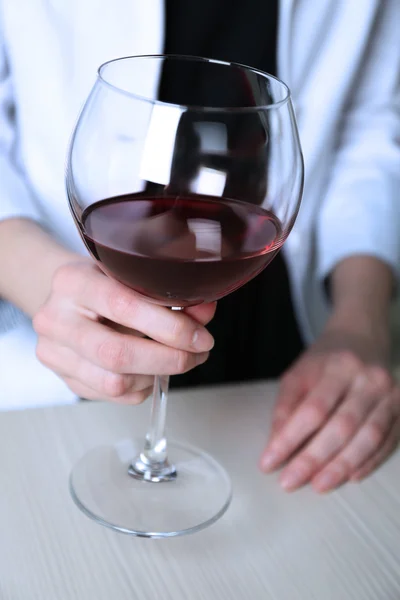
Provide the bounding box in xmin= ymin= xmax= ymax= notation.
xmin=70 ymin=439 xmax=232 ymax=538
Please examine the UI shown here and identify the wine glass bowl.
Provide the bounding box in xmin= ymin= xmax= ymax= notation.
xmin=66 ymin=55 xmax=303 ymax=537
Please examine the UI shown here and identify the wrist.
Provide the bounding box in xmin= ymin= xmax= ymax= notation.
xmin=330 ymin=256 xmax=393 ymax=322
xmin=331 ymin=298 xmax=390 ymax=332
xmin=0 ymin=218 xmax=81 ymax=317
xmin=327 ymin=256 xmax=393 ymax=360
xmin=325 ymin=304 xmax=391 ymax=364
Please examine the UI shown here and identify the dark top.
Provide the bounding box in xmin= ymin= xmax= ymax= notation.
xmin=161 ymin=0 xmax=304 ymax=387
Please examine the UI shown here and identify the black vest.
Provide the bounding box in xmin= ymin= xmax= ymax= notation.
xmin=161 ymin=0 xmax=304 ymax=386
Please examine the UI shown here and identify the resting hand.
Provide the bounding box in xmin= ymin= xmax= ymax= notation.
xmin=260 ymin=319 xmax=400 ymax=492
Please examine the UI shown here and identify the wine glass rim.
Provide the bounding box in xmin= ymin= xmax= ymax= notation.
xmin=97 ymin=54 xmax=291 ymax=112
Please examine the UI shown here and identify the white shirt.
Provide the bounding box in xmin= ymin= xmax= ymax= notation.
xmin=1 ymin=0 xmax=399 ymax=409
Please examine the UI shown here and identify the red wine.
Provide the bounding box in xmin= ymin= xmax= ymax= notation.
xmin=81 ymin=194 xmax=284 ymax=307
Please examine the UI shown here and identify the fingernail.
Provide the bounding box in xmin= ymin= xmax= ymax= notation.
xmin=280 ymin=470 xmax=302 ymax=491
xmin=260 ymin=450 xmax=279 ymax=472
xmin=313 ymin=471 xmax=336 ymax=492
xmin=192 ymin=328 xmax=214 ymax=352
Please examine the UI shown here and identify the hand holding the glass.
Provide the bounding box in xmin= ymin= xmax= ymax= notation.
xmin=33 ymin=260 xmax=215 ymax=402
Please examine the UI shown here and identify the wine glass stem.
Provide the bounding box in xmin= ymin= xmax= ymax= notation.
xmin=129 ymin=309 xmax=183 ymax=483
xmin=146 ymin=374 xmax=170 ymax=464
xmin=129 ymin=374 xmax=176 ymax=482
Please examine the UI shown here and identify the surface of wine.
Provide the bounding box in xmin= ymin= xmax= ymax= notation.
xmin=81 ymin=194 xmax=284 ymax=306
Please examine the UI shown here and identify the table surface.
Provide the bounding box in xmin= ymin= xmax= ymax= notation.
xmin=1 ymin=381 xmax=400 ymax=600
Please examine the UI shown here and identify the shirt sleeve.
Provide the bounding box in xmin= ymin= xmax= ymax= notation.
xmin=316 ymin=2 xmax=400 ymax=282
xmin=0 ymin=16 xmax=42 ymax=223
xmin=0 ymin=15 xmax=42 ymax=333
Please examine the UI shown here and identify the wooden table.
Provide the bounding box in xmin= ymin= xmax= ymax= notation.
xmin=1 ymin=381 xmax=400 ymax=600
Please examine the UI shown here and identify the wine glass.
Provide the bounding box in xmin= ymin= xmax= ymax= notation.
xmin=66 ymin=55 xmax=303 ymax=538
